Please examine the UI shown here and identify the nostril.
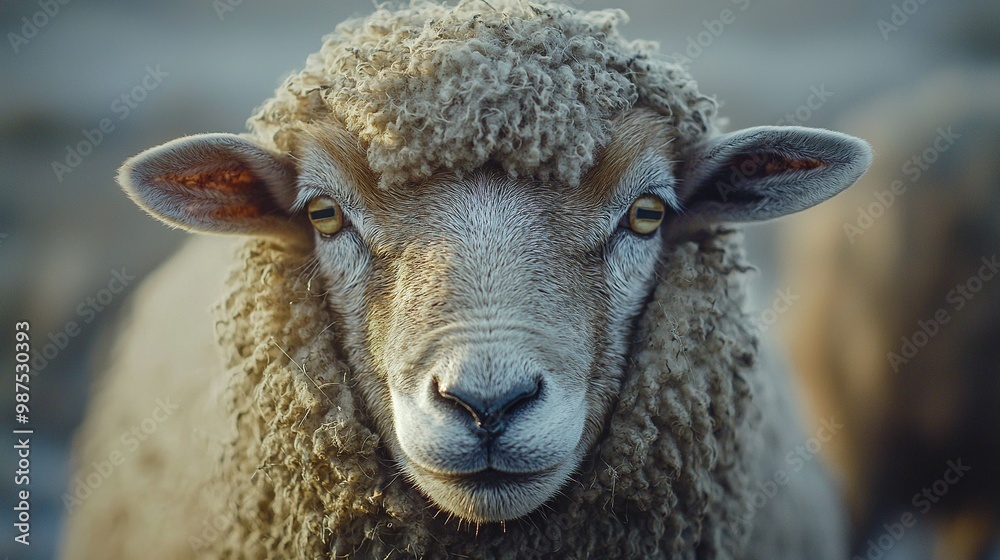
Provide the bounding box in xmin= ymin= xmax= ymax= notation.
xmin=435 ymin=379 xmax=488 ymax=426
xmin=435 ymin=378 xmax=543 ymax=434
xmin=495 ymin=379 xmax=541 ymax=422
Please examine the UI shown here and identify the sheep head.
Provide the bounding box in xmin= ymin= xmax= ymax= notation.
xmin=119 ymin=106 xmax=870 ymax=522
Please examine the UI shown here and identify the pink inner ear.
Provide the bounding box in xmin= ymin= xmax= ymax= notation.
xmin=159 ymin=167 xmax=258 ymax=193
xmin=726 ymin=152 xmax=828 ymax=181
xmin=155 ymin=165 xmax=281 ymax=228
xmin=766 ymin=156 xmax=826 ymax=173
xmin=121 ymin=133 xmax=305 ymax=237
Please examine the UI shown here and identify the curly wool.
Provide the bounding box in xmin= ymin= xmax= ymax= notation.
xmin=200 ymin=229 xmax=759 ymax=559
xmin=250 ymin=0 xmax=717 ymax=188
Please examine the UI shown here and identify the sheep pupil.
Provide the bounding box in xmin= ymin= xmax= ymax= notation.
xmin=311 ymin=208 xmax=336 ymax=220
xmin=636 ymin=208 xmax=663 ymax=221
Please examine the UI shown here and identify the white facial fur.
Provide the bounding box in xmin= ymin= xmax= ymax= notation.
xmin=116 ymin=100 xmax=871 ymax=526
xmin=294 ymin=131 xmax=677 ymax=522
xmin=117 ymin=98 xmax=870 ymax=523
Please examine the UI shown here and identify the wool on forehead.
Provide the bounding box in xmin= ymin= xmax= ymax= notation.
xmin=249 ymin=0 xmax=717 ymax=188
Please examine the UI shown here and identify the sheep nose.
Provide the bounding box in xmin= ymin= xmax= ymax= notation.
xmin=436 ymin=378 xmax=542 ymax=434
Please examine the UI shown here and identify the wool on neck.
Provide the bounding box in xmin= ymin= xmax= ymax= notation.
xmin=208 ymin=228 xmax=761 ymax=559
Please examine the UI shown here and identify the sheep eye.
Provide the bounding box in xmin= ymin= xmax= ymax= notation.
xmin=624 ymin=194 xmax=666 ymax=235
xmin=307 ymin=196 xmax=343 ymax=237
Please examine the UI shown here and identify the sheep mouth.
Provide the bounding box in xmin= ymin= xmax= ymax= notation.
xmin=430 ymin=467 xmax=553 ymax=488
xmin=410 ymin=463 xmax=566 ymax=522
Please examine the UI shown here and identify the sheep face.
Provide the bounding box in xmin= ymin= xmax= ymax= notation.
xmin=120 ymin=109 xmax=871 ymax=523
xmin=291 ymin=113 xmax=678 ymax=522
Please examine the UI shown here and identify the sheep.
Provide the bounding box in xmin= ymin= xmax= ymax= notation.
xmin=779 ymin=69 xmax=1000 ymax=560
xmin=62 ymin=2 xmax=872 ymax=558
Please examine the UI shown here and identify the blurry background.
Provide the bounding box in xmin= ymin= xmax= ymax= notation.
xmin=0 ymin=0 xmax=996 ymax=558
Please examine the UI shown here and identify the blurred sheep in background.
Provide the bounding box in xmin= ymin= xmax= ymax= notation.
xmin=779 ymin=68 xmax=1000 ymax=560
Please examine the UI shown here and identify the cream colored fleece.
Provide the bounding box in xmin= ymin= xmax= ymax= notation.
xmin=203 ymin=230 xmax=759 ymax=558
xmin=250 ymin=0 xmax=716 ymax=188
xmin=62 ymin=1 xmax=846 ymax=557
xmin=65 ymin=231 xmax=843 ymax=559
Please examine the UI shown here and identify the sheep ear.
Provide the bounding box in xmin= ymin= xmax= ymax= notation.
xmin=119 ymin=133 xmax=301 ymax=237
xmin=677 ymin=126 xmax=873 ymax=222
